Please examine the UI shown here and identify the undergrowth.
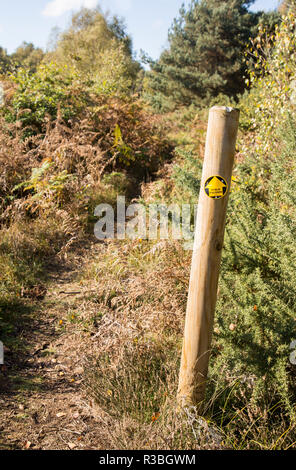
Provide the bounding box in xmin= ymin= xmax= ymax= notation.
xmin=1 ymin=4 xmax=296 ymax=451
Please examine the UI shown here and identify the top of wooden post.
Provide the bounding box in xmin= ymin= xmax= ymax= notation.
xmin=210 ymin=105 xmax=240 ymax=118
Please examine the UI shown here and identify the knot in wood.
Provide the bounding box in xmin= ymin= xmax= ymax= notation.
xmin=215 ymin=240 xmax=223 ymax=251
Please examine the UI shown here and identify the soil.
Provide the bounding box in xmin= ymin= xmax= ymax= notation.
xmin=0 ymin=243 xmax=112 ymax=450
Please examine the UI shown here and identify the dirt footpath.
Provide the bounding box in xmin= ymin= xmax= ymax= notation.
xmin=0 ymin=246 xmax=113 ymax=450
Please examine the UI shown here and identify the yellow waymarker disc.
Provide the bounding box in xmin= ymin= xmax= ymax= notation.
xmin=204 ymin=175 xmax=228 ymax=199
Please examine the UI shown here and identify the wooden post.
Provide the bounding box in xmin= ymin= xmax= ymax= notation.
xmin=177 ymin=106 xmax=240 ymax=410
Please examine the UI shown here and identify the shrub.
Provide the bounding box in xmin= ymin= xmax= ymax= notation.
xmin=209 ymin=115 xmax=296 ymax=415
xmin=4 ymin=63 xmax=90 ymax=134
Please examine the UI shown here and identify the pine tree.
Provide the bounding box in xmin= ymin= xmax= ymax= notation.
xmin=146 ymin=0 xmax=279 ymax=110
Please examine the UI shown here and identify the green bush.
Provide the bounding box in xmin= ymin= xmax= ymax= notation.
xmin=159 ymin=102 xmax=296 ymax=425
xmin=209 ymin=116 xmax=296 ymax=414
xmin=174 ymin=118 xmax=296 ymax=416
xmin=5 ymin=63 xmax=90 ymax=133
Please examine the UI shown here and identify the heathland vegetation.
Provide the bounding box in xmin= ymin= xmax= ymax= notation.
xmin=1 ymin=0 xmax=296 ymax=450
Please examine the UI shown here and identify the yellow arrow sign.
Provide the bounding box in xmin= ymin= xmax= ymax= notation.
xmin=205 ymin=176 xmax=227 ymax=199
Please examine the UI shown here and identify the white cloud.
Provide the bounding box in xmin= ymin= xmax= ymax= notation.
xmin=42 ymin=0 xmax=98 ymax=17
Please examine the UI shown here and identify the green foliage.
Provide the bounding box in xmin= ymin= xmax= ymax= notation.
xmin=47 ymin=7 xmax=141 ymax=95
xmin=0 ymin=47 xmax=12 ymax=75
xmin=113 ymin=123 xmax=134 ymax=164
xmin=240 ymin=8 xmax=296 ymax=156
xmin=209 ymin=14 xmax=296 ymax=417
xmin=3 ymin=9 xmax=144 ymax=138
xmin=172 ymin=148 xmax=202 ymax=204
xmin=13 ymin=158 xmax=74 ymax=211
xmin=0 ymin=42 xmax=44 ymax=77
xmin=169 ymin=120 xmax=296 ymax=418
xmin=211 ymin=116 xmax=296 ymax=415
xmin=2 ymin=0 xmax=295 ymax=449
xmin=145 ymin=0 xmax=280 ymax=111
xmin=163 ymin=7 xmax=296 ymax=412
xmin=5 ymin=63 xmax=90 ymax=133
xmin=11 ymin=42 xmax=44 ymax=73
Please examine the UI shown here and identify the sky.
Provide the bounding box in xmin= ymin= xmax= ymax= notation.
xmin=0 ymin=0 xmax=281 ymax=61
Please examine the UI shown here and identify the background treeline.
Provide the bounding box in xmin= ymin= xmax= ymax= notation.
xmin=1 ymin=7 xmax=143 ymax=93
xmin=0 ymin=1 xmax=280 ymax=104
xmin=1 ymin=0 xmax=296 ymax=450
xmin=144 ymin=0 xmax=280 ymax=110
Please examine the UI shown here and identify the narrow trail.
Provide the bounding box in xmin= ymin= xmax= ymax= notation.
xmin=0 ymin=243 xmax=111 ymax=450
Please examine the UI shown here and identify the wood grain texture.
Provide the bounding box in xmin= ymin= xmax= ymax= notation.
xmin=177 ymin=106 xmax=240 ymax=409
